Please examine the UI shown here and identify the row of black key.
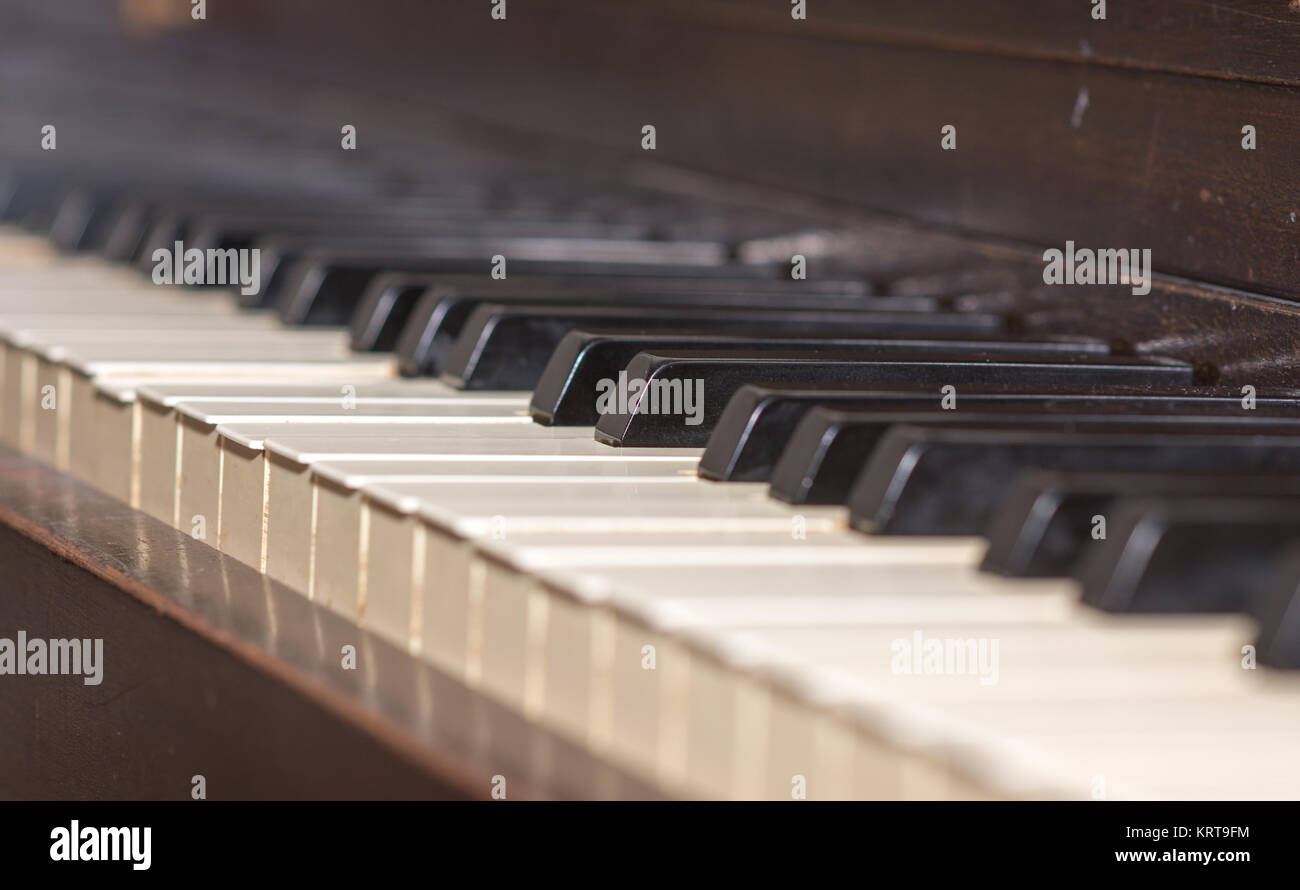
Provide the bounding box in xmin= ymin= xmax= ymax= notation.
xmin=18 ymin=178 xmax=1300 ymax=670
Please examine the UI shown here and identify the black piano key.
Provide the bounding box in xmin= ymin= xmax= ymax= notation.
xmin=348 ymin=273 xmax=446 ymax=353
xmin=274 ymin=250 xmax=446 ymax=324
xmin=68 ymin=190 xmax=240 ymax=255
xmin=531 ymin=333 xmax=1110 ymax=426
xmin=209 ymin=215 xmax=651 ymax=247
xmin=981 ymin=470 xmax=1300 ymax=578
xmin=100 ymin=200 xmax=156 ymax=261
xmin=456 ymin=309 xmax=1079 ymax=393
xmin=269 ymin=240 xmax=740 ymax=323
xmin=0 ymin=175 xmax=30 ymax=221
xmin=881 ymin=262 xmax=1045 ymax=298
xmin=770 ymin=407 xmax=1300 ymax=506
xmin=0 ymin=175 xmax=70 ymax=227
xmin=168 ymin=216 xmax=657 ymax=277
xmin=390 ymin=277 xmax=900 ymax=375
xmin=1251 ymin=545 xmax=1300 ymax=669
xmin=594 ymin=351 xmax=1196 ymax=447
xmin=1075 ymin=496 xmax=1300 ymax=614
xmin=848 ymin=426 xmax=1300 ymax=536
xmin=46 ymin=190 xmax=130 ymax=252
xmin=447 ymin=307 xmax=1014 ymax=390
xmin=127 ymin=190 xmax=635 ymax=263
xmin=114 ymin=197 xmax=455 ymax=261
xmin=697 ymin=384 xmax=1300 ymax=483
xmin=257 ymin=250 xmax=474 ymax=317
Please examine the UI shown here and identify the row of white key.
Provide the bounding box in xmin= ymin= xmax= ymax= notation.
xmin=1 ymin=227 xmax=1286 ymax=800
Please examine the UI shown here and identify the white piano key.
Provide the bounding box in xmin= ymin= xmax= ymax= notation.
xmin=135 ymin=381 xmax=491 ymax=519
xmin=0 ymin=228 xmax=58 ymax=265
xmin=420 ymin=501 xmax=973 ymax=709
xmin=0 ymin=271 xmax=183 ymax=291
xmin=0 ymin=304 xmax=257 ymax=378
xmin=471 ymin=549 xmax=1017 ymax=790
xmin=352 ymin=479 xmax=819 ymax=661
xmin=131 ymin=378 xmax=522 ymax=402
xmin=0 ymin=324 xmax=261 ymax=453
xmin=175 ymin=411 xmax=533 ymax=544
xmin=261 ymin=440 xmax=702 ymax=596
xmin=17 ymin=232 xmax=1300 ymax=803
xmin=360 ymin=472 xmax=715 ymax=653
xmin=211 ymin=411 xmax=536 ymax=569
xmin=11 ymin=339 xmax=395 ymax=470
xmin=228 ymin=427 xmax=596 ymax=566
xmin=1 ymin=316 xmax=284 ymax=339
xmin=70 ymin=377 xmax=522 ymax=499
xmin=318 ymin=471 xmax=712 ymax=622
xmin=451 ymin=540 xmax=1265 ymax=799
xmin=482 ymin=535 xmax=962 ymax=726
xmin=264 ymin=434 xmax=694 ymax=465
xmin=595 ymin=572 xmax=1277 ymax=799
xmin=74 ymin=380 xmax=138 ymax=503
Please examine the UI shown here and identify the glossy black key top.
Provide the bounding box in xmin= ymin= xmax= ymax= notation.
xmin=1251 ymin=545 xmax=1300 ymax=669
xmin=444 ymin=306 xmax=1019 ymax=390
xmin=391 ymin=279 xmax=905 ymax=374
xmin=136 ymin=207 xmax=662 ymax=270
xmin=100 ymin=200 xmax=157 ymax=261
xmin=882 ymin=262 xmax=1045 ymax=298
xmin=270 ymin=240 xmax=737 ymax=323
xmin=848 ymin=425 xmax=1300 ymax=536
xmin=184 ymin=208 xmax=643 ymax=253
xmin=46 ymin=190 xmax=131 ymax=252
xmin=119 ymin=194 xmax=492 ymax=261
xmin=356 ymin=273 xmax=883 ymax=356
xmin=1075 ymin=496 xmax=1300 ymax=614
xmin=531 ymin=333 xmax=1109 ymax=426
xmin=698 ymin=384 xmax=1298 ymax=483
xmin=595 ymin=351 xmax=1196 ymax=447
xmin=771 ymin=408 xmax=1300 ymax=505
xmin=981 ymin=470 xmax=1300 ymax=577
xmin=347 ymin=272 xmax=443 ymax=353
xmin=0 ymin=175 xmax=69 ymax=226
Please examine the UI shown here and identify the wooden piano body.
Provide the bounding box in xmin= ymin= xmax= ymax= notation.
xmin=0 ymin=0 xmax=1297 ymax=799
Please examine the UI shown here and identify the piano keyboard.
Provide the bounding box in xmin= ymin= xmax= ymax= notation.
xmin=4 ymin=164 xmax=1300 ymax=803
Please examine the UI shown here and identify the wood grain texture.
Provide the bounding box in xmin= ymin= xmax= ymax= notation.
xmin=2 ymin=0 xmax=1297 ymax=297
xmin=128 ymin=1 xmax=1300 ymax=296
xmin=568 ymin=0 xmax=1300 ymax=87
xmin=383 ymin=4 xmax=1300 ymax=298
xmin=0 ymin=451 xmax=665 ymax=800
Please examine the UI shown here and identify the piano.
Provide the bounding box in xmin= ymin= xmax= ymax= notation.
xmin=1 ymin=0 xmax=1298 ymax=801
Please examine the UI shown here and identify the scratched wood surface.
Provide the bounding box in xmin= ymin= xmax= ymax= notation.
xmin=386 ymin=3 xmax=1299 ymax=299
xmin=5 ymin=0 xmax=1293 ymax=298
xmin=0 ymin=450 xmax=664 ymax=800
xmin=607 ymin=0 xmax=1300 ymax=87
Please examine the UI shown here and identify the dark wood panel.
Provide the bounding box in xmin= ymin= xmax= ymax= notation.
xmin=0 ymin=452 xmax=665 ymax=800
xmin=297 ymin=4 xmax=1296 ymax=298
xmin=962 ymin=277 xmax=1300 ymax=389
xmin=3 ymin=0 xmax=1297 ymax=297
xmin=32 ymin=0 xmax=1300 ymax=87
xmin=572 ymin=0 xmax=1300 ymax=87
